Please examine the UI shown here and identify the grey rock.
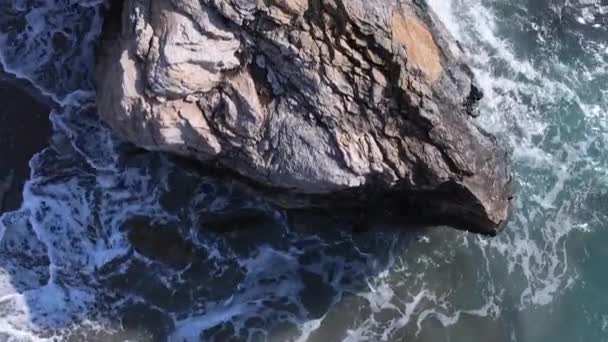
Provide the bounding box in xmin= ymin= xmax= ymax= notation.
xmin=96 ymin=0 xmax=513 ymax=235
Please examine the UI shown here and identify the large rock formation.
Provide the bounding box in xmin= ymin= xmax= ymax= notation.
xmin=96 ymin=0 xmax=513 ymax=235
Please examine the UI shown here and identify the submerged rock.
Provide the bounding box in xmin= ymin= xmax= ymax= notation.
xmin=96 ymin=0 xmax=513 ymax=235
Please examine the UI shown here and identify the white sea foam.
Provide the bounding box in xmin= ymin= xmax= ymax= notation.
xmin=0 ymin=1 xmax=105 ymax=103
xmin=426 ymin=0 xmax=606 ymax=326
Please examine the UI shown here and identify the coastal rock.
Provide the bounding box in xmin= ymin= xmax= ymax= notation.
xmin=96 ymin=0 xmax=513 ymax=235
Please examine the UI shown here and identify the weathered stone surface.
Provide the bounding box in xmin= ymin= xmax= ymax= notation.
xmin=96 ymin=0 xmax=513 ymax=235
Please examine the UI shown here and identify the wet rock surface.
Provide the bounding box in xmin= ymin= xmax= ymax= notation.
xmin=96 ymin=0 xmax=513 ymax=235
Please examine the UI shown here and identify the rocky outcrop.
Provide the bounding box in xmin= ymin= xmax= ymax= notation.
xmin=96 ymin=0 xmax=513 ymax=235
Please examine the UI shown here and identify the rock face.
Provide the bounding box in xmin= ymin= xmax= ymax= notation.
xmin=96 ymin=0 xmax=513 ymax=235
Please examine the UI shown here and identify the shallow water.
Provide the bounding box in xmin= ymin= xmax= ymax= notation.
xmin=0 ymin=0 xmax=607 ymax=341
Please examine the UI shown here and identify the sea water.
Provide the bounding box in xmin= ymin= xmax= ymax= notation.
xmin=0 ymin=0 xmax=606 ymax=341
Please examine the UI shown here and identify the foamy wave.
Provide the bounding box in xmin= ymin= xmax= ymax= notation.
xmin=429 ymin=0 xmax=606 ymax=310
xmin=0 ymin=0 xmax=104 ymax=103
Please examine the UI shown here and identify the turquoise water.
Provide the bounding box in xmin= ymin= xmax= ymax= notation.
xmin=426 ymin=0 xmax=608 ymax=340
xmin=0 ymin=0 xmax=606 ymax=341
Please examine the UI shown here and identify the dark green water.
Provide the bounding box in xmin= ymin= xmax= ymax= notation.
xmin=0 ymin=0 xmax=606 ymax=341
